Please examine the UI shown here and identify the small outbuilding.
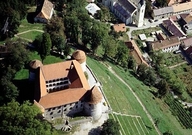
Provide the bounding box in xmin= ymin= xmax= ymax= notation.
xmin=138 ymin=34 xmax=147 ymax=40
xmin=85 ymin=3 xmax=100 ymax=16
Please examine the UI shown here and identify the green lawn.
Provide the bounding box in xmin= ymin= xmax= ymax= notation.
xmin=18 ymin=19 xmax=44 ymax=33
xmin=17 ymin=31 xmax=43 ymax=41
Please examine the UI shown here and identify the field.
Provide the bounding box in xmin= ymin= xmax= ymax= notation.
xmin=87 ymin=57 xmax=158 ymax=135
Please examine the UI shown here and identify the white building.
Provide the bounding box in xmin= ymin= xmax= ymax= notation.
xmin=102 ymin=0 xmax=146 ymax=27
xmin=85 ymin=3 xmax=101 ymax=16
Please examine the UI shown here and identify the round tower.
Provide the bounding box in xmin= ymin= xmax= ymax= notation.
xmin=84 ymin=86 xmax=103 ymax=121
xmin=29 ymin=59 xmax=43 ymax=81
xmin=72 ymin=50 xmax=86 ymax=72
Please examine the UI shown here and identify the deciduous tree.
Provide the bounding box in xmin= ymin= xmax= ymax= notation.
xmin=0 ymin=100 xmax=57 ymax=135
xmin=101 ymin=119 xmax=120 ymax=135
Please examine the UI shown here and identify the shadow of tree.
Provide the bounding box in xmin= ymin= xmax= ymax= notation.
xmin=88 ymin=126 xmax=101 ymax=135
xmin=27 ymin=12 xmax=36 ymax=24
xmin=13 ymin=79 xmax=34 ymax=103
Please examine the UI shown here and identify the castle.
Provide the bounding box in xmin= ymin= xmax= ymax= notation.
xmin=102 ymin=0 xmax=146 ymax=27
xmin=30 ymin=50 xmax=104 ymax=121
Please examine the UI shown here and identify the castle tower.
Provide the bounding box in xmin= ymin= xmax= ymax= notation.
xmin=72 ymin=50 xmax=86 ymax=72
xmin=84 ymin=86 xmax=103 ymax=121
xmin=135 ymin=0 xmax=146 ymax=27
xmin=29 ymin=59 xmax=43 ymax=81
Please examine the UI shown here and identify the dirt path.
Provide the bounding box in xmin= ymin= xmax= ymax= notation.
xmin=106 ymin=66 xmax=161 ymax=135
xmin=16 ymin=29 xmax=44 ymax=35
xmin=168 ymin=61 xmax=187 ymax=69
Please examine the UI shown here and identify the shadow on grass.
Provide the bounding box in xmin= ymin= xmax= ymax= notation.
xmin=13 ymin=79 xmax=34 ymax=103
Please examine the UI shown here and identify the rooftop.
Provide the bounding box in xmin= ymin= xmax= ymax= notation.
xmin=181 ymin=36 xmax=192 ymax=48
xmin=36 ymin=0 xmax=53 ymax=20
xmin=72 ymin=50 xmax=86 ymax=64
xmin=85 ymin=3 xmax=100 ymax=16
xmin=118 ymin=0 xmax=137 ymax=14
xmin=125 ymin=40 xmax=148 ymax=66
xmin=151 ymin=36 xmax=180 ymax=51
xmin=163 ymin=19 xmax=186 ymax=37
xmin=113 ymin=23 xmax=126 ymax=32
xmin=172 ymin=1 xmax=192 ymax=13
xmin=35 ymin=60 xmax=90 ymax=109
xmin=153 ymin=7 xmax=173 ymax=16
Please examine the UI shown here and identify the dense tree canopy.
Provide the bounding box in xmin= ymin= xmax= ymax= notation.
xmin=101 ymin=119 xmax=120 ymax=135
xmin=0 ymin=100 xmax=57 ymax=135
xmin=0 ymin=0 xmax=27 ymax=40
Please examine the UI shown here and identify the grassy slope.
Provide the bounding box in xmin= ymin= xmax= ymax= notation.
xmin=87 ymin=57 xmax=158 ymax=135
xmin=106 ymin=62 xmax=192 ymax=135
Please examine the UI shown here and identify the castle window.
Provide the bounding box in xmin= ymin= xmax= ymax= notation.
xmin=64 ymin=108 xmax=67 ymax=111
xmin=50 ymin=112 xmax=53 ymax=115
xmin=58 ymin=110 xmax=61 ymax=113
xmin=52 ymin=107 xmax=55 ymax=110
xmin=70 ymin=107 xmax=72 ymax=110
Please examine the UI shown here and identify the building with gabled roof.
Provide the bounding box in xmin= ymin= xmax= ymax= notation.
xmin=162 ymin=19 xmax=186 ymax=38
xmin=103 ymin=0 xmax=146 ymax=27
xmin=34 ymin=0 xmax=54 ymax=23
xmin=33 ymin=51 xmax=103 ymax=121
xmin=149 ymin=36 xmax=180 ymax=52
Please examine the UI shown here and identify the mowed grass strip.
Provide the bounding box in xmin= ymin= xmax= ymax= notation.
xmin=87 ymin=57 xmax=158 ymax=135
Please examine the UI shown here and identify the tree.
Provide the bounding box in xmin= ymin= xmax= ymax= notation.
xmin=6 ymin=39 xmax=29 ymax=71
xmin=39 ymin=33 xmax=52 ymax=62
xmin=155 ymin=0 xmax=167 ymax=7
xmin=0 ymin=100 xmax=57 ymax=135
xmin=128 ymin=56 xmax=136 ymax=71
xmin=114 ymin=41 xmax=129 ymax=67
xmin=0 ymin=76 xmax=18 ymax=105
xmin=102 ymin=36 xmax=117 ymax=59
xmin=101 ymin=119 xmax=120 ymax=135
xmin=0 ymin=0 xmax=27 ymax=39
xmin=157 ymin=79 xmax=169 ymax=98
xmin=52 ymin=34 xmax=65 ymax=53
xmin=90 ymin=22 xmax=108 ymax=54
xmin=163 ymin=131 xmax=173 ymax=135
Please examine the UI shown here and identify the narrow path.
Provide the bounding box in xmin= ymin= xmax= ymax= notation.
xmin=113 ymin=111 xmax=141 ymax=118
xmin=168 ymin=61 xmax=187 ymax=69
xmin=106 ymin=66 xmax=161 ymax=135
xmin=14 ymin=29 xmax=44 ymax=42
xmin=16 ymin=29 xmax=44 ymax=35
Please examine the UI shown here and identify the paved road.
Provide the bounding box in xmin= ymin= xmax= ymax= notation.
xmin=106 ymin=65 xmax=161 ymax=135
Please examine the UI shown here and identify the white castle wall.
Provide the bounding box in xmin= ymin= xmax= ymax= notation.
xmin=44 ymin=101 xmax=84 ymax=120
xmin=84 ymin=102 xmax=102 ymax=121
xmin=81 ymin=62 xmax=86 ymax=72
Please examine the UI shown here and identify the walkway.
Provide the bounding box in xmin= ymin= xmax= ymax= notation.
xmin=168 ymin=61 xmax=187 ymax=69
xmin=14 ymin=29 xmax=44 ymax=42
xmin=105 ymin=65 xmax=161 ymax=135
